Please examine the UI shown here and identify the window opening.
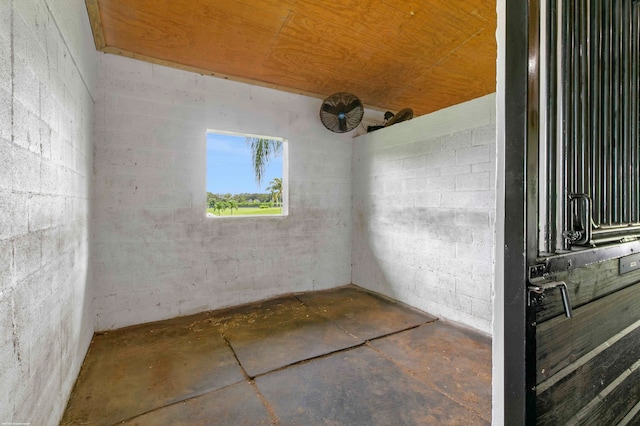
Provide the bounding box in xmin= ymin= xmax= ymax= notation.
xmin=206 ymin=130 xmax=288 ymax=217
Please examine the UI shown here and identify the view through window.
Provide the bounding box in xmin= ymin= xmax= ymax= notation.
xmin=206 ymin=131 xmax=287 ymax=217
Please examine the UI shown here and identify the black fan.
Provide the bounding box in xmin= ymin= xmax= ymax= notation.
xmin=320 ymin=92 xmax=364 ymax=133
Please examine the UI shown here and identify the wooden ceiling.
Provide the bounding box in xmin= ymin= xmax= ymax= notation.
xmin=86 ymin=0 xmax=496 ymax=117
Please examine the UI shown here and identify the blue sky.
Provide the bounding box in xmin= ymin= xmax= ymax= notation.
xmin=206 ymin=132 xmax=283 ymax=194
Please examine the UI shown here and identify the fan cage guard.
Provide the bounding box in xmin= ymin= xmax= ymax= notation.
xmin=319 ymin=92 xmax=364 ymax=133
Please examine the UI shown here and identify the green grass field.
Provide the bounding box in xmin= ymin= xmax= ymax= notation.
xmin=207 ymin=207 xmax=283 ymax=216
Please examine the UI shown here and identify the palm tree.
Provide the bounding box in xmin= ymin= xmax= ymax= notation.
xmin=246 ymin=138 xmax=282 ymax=186
xmin=266 ymin=178 xmax=283 ymax=207
xmin=213 ymin=201 xmax=226 ymax=216
xmin=228 ymin=199 xmax=239 ymax=215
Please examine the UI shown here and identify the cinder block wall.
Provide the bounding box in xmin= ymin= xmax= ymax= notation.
xmin=352 ymin=94 xmax=496 ymax=334
xmin=92 ymin=55 xmax=355 ymax=330
xmin=0 ymin=0 xmax=95 ymax=424
xmin=0 ymin=1 xmax=499 ymax=419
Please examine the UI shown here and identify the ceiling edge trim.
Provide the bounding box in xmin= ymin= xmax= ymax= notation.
xmin=85 ymin=0 xmax=106 ymax=50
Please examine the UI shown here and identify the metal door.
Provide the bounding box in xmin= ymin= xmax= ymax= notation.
xmin=505 ymin=0 xmax=640 ymax=423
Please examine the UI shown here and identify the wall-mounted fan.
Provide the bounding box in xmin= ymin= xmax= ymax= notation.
xmin=320 ymin=92 xmax=364 ymax=133
xmin=367 ymin=108 xmax=414 ymax=132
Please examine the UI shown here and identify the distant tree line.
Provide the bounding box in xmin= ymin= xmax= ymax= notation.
xmin=207 ymin=192 xmax=273 ymax=214
xmin=207 ymin=177 xmax=283 ymax=214
xmin=207 ymin=192 xmax=272 ymax=203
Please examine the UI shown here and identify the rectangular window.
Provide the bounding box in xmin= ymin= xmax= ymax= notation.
xmin=206 ymin=130 xmax=288 ymax=217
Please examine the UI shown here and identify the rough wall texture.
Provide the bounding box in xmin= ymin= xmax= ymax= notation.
xmin=0 ymin=0 xmax=95 ymax=424
xmin=92 ymin=54 xmax=354 ymax=330
xmin=0 ymin=0 xmax=499 ymax=418
xmin=352 ymin=94 xmax=496 ymax=334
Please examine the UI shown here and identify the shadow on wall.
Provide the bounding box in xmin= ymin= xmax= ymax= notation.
xmin=350 ymin=95 xmax=497 ymax=335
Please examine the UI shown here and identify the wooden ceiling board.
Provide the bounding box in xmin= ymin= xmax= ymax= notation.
xmin=256 ymin=2 xmax=490 ymax=113
xmin=290 ymin=0 xmax=488 ymax=65
xmin=259 ymin=13 xmax=430 ymax=88
xmin=394 ymin=27 xmax=497 ymax=115
xmin=99 ymin=0 xmax=291 ymax=77
xmin=88 ymin=0 xmax=497 ymax=116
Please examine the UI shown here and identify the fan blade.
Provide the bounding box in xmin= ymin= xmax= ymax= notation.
xmin=322 ymin=103 xmax=343 ymax=116
xmin=339 ymin=116 xmax=347 ymax=132
xmin=319 ymin=93 xmax=363 ymax=132
xmin=342 ymin=99 xmax=362 ymax=114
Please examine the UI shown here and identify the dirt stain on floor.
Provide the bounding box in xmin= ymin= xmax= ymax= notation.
xmin=61 ymin=285 xmax=491 ymax=425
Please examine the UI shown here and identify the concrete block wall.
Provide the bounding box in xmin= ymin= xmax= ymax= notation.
xmin=92 ymin=54 xmax=355 ymax=330
xmin=0 ymin=0 xmax=95 ymax=424
xmin=352 ymin=94 xmax=496 ymax=334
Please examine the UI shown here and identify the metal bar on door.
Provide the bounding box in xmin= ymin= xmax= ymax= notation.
xmin=546 ymin=0 xmax=559 ymax=253
xmin=591 ymin=0 xmax=603 ymax=227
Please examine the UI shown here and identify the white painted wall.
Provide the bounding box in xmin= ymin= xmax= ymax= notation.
xmin=92 ymin=54 xmax=355 ymax=330
xmin=352 ymin=94 xmax=496 ymax=334
xmin=0 ymin=0 xmax=95 ymax=423
xmin=0 ymin=0 xmax=503 ymax=420
xmin=493 ymin=0 xmax=506 ymax=423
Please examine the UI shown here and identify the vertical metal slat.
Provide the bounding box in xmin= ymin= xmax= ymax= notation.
xmin=622 ymin=0 xmax=632 ymax=224
xmin=591 ymin=0 xmax=603 ymax=227
xmin=561 ymin=0 xmax=572 ymax=249
xmin=612 ymin=0 xmax=622 ymax=224
xmin=603 ymin=0 xmax=613 ymax=226
xmin=630 ymin=1 xmax=640 ymax=223
xmin=546 ymin=0 xmax=559 ymax=253
xmin=543 ymin=0 xmax=640 ymax=251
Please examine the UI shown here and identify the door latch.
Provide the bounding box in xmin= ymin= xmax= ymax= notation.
xmin=528 ymin=265 xmax=573 ymax=318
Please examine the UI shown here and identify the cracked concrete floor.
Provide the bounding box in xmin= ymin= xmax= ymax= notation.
xmin=61 ymin=285 xmax=491 ymax=425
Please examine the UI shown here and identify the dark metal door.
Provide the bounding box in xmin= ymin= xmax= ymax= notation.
xmin=506 ymin=0 xmax=640 ymax=423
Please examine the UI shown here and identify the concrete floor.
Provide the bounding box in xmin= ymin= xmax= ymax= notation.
xmin=61 ymin=286 xmax=492 ymax=425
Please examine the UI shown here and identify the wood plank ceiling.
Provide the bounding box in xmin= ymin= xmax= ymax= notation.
xmin=86 ymin=0 xmax=496 ymax=117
